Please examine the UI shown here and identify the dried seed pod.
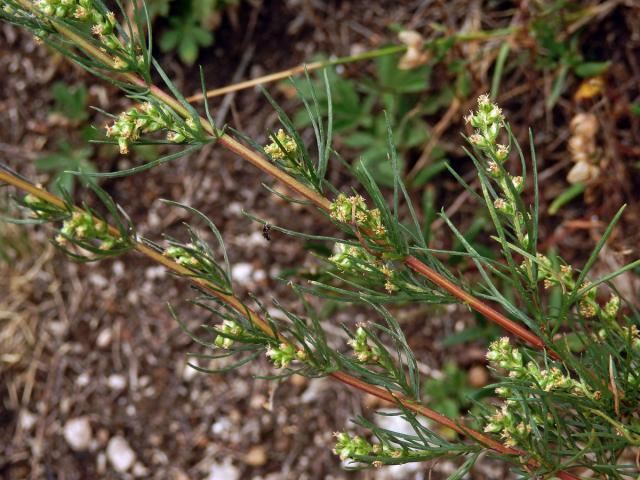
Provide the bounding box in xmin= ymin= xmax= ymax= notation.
xmin=570 ymin=113 xmax=599 ymax=138
xmin=568 ymin=135 xmax=596 ymax=158
xmin=398 ymin=48 xmax=429 ymax=70
xmin=397 ymin=30 xmax=428 ymax=70
xmin=566 ymin=112 xmax=600 ymax=183
xmin=398 ymin=30 xmax=424 ymax=49
xmin=567 ymin=161 xmax=600 ymax=184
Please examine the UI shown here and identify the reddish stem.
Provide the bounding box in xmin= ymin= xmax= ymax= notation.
xmin=404 ymin=256 xmax=560 ymax=360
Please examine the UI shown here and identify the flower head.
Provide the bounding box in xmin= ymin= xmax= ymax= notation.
xmin=264 ymin=129 xmax=298 ymax=162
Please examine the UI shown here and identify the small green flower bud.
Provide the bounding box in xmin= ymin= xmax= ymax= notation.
xmin=495 ymin=144 xmax=509 ymax=162
xmin=493 ymin=197 xmax=513 ymax=215
xmin=266 ymin=342 xmax=296 ymax=368
xmin=487 ymin=161 xmax=501 ymax=178
xmin=511 ymin=175 xmax=524 ymax=193
xmin=167 ymin=131 xmax=186 ymax=143
xmin=604 ymin=295 xmax=620 ymax=319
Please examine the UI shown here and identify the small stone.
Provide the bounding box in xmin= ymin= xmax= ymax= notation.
xmin=182 ymin=360 xmax=199 ymax=382
xmin=97 ymin=452 xmax=107 ymax=474
xmin=244 ymin=445 xmax=267 ymax=466
xmin=289 ymin=374 xmax=307 ymax=388
xmin=145 ymin=265 xmax=166 ymax=280
xmin=108 ymin=374 xmax=127 ymax=391
xmin=48 ymin=320 xmax=67 ymax=338
xmin=249 ymin=394 xmax=267 ymax=410
xmin=226 ymin=202 xmax=242 ymax=216
xmin=132 ymin=462 xmax=149 ymax=477
xmin=112 ymin=261 xmax=125 ymax=277
xmin=18 ymin=409 xmax=37 ymax=431
xmin=107 ymin=436 xmax=136 ymax=473
xmin=96 ymin=328 xmax=112 ymax=349
xmin=211 ymin=417 xmax=233 ymax=438
xmin=63 ymin=417 xmax=92 ymax=451
xmin=171 ymin=468 xmax=189 ymax=480
xmin=252 ymin=269 xmax=267 ymax=283
xmin=89 ymin=273 xmax=108 ymax=288
xmin=468 ymin=365 xmax=490 ymax=388
xmin=76 ymin=373 xmax=90 ymax=387
xmin=206 ymin=459 xmax=240 ymax=480
xmin=231 ymin=262 xmax=253 ymax=287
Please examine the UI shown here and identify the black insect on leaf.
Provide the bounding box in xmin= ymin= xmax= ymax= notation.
xmin=262 ymin=223 xmax=271 ymax=241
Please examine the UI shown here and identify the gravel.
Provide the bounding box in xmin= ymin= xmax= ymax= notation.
xmin=63 ymin=417 xmax=92 ymax=452
xmin=107 ymin=436 xmax=137 ymax=473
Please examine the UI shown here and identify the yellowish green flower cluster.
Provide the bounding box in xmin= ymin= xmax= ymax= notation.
xmin=266 ymin=342 xmax=305 ymax=369
xmin=164 ymin=244 xmax=210 ymax=270
xmin=329 ymin=244 xmax=399 ymax=294
xmin=330 ymin=193 xmax=386 ymax=239
xmin=106 ymin=102 xmax=195 ymax=154
xmin=465 ymin=95 xmax=525 ymax=222
xmin=264 ymin=129 xmax=299 ymax=172
xmin=487 ymin=337 xmax=597 ymax=395
xmin=465 ymin=94 xmax=507 ymax=155
xmin=483 ymin=404 xmax=533 ymax=448
xmin=214 ymin=320 xmax=244 ymax=349
xmin=333 ymin=432 xmax=408 ymax=466
xmin=55 ymin=210 xmax=123 ymax=251
xmin=329 ymin=243 xmax=376 ymax=272
xmin=23 ymin=192 xmax=58 ymax=218
xmin=348 ymin=326 xmax=381 ymax=363
xmin=380 ymin=264 xmax=398 ymax=294
xmin=533 ymin=254 xmax=620 ymax=321
xmin=35 ymin=1 xmax=122 ymax=52
xmin=484 ymin=337 xmax=601 ymax=448
xmin=264 ymin=129 xmax=297 ymax=159
xmin=332 ymin=432 xmax=373 ymax=461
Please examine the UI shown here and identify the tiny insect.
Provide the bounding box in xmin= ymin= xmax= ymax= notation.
xmin=262 ymin=223 xmax=271 ymax=241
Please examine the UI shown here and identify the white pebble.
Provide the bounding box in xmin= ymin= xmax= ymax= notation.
xmin=63 ymin=417 xmax=92 ymax=451
xmin=96 ymin=328 xmax=112 ymax=349
xmin=89 ymin=273 xmax=108 ymax=288
xmin=227 ymin=202 xmax=242 ymax=215
xmin=107 ymin=436 xmax=137 ymax=473
xmin=182 ymin=360 xmax=199 ymax=382
xmin=231 ymin=262 xmax=253 ymax=286
xmin=18 ymin=409 xmax=37 ymax=431
xmin=145 ymin=265 xmax=166 ymax=280
xmin=112 ymin=261 xmax=125 ymax=277
xmin=107 ymin=374 xmax=127 ymax=391
xmin=132 ymin=462 xmax=149 ymax=477
xmin=253 ymin=269 xmax=267 ymax=282
xmin=206 ymin=459 xmax=240 ymax=480
xmin=76 ymin=373 xmax=90 ymax=387
xmin=97 ymin=452 xmax=107 ymax=474
xmin=211 ymin=417 xmax=233 ymax=438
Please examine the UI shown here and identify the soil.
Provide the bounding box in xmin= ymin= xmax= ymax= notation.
xmin=1 ymin=1 xmax=639 ymax=479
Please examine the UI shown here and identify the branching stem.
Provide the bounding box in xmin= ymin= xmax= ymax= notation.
xmin=0 ymin=169 xmax=578 ymax=479
xmin=18 ymin=0 xmax=557 ymax=387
